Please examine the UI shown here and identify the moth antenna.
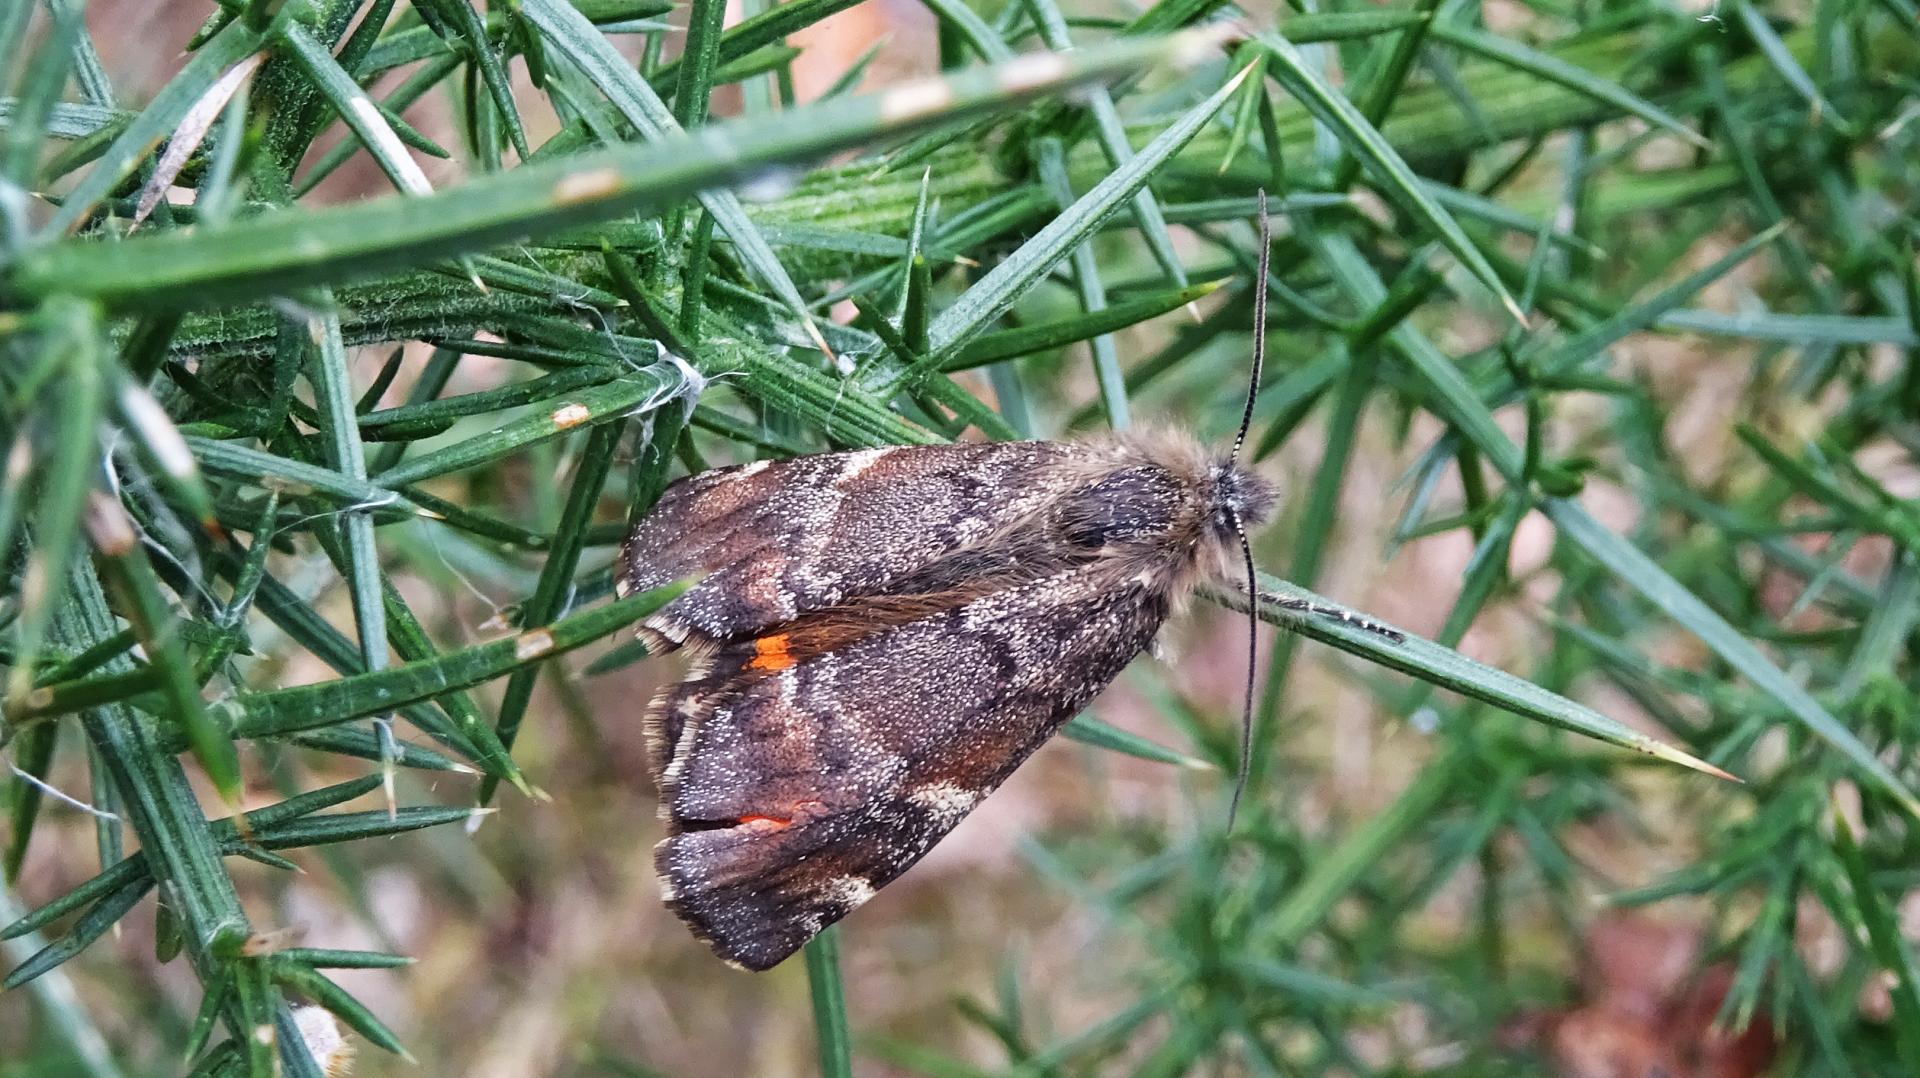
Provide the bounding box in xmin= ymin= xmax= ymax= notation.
xmin=1227 ymin=192 xmax=1272 ymax=830
xmin=1229 ymin=190 xmax=1271 ymax=470
xmin=1227 ymin=504 xmax=1258 ymax=830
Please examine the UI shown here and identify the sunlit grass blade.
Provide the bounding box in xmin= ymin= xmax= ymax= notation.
xmin=294 ymin=52 xmax=460 ymax=197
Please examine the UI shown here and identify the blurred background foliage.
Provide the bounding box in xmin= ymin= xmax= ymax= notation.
xmin=1 ymin=0 xmax=1918 ymax=1075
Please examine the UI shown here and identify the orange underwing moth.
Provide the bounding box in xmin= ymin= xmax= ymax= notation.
xmin=614 ymin=194 xmax=1382 ymax=970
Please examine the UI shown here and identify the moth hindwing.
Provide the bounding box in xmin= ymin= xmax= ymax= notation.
xmin=619 ymin=431 xmax=1275 ymax=970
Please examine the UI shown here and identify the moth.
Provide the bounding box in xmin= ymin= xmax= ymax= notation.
xmin=615 ymin=198 xmax=1318 ymax=971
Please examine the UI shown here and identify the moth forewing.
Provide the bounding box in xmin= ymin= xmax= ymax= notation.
xmin=615 ymin=192 xmax=1300 ymax=969
xmin=620 ymin=430 xmax=1277 ymax=970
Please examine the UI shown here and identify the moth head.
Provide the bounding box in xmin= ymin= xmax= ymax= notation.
xmin=1212 ymin=464 xmax=1277 ymax=539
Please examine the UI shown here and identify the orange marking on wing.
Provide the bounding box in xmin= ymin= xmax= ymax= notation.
xmin=747 ymin=633 xmax=796 ymax=671
xmin=736 ymin=800 xmax=825 ymax=831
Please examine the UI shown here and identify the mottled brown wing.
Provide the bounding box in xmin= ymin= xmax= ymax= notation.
xmin=653 ymin=562 xmax=1174 ymax=970
xmin=618 ymin=442 xmax=1079 ymax=646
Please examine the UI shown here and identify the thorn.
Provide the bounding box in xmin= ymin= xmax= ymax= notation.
xmin=1501 ymin=293 xmax=1529 ymax=327
xmin=1655 ymin=745 xmax=1741 ymax=783
xmin=804 ymin=317 xmax=848 ymax=375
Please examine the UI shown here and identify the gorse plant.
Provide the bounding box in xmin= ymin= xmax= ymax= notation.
xmin=0 ymin=0 xmax=1916 ymax=1074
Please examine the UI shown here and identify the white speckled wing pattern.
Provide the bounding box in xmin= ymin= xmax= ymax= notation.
xmin=620 ymin=432 xmax=1277 ymax=970
xmin=617 ymin=442 xmax=1075 ymax=645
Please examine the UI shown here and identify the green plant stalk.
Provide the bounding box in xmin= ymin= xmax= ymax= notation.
xmin=10 ymin=30 xmax=1213 ymax=310
xmin=478 ymin=419 xmax=626 ymax=805
xmin=148 ymin=21 xmax=1811 ymax=373
xmin=7 ymin=298 xmax=105 ymax=705
xmin=671 ymin=0 xmax=730 ymax=130
xmin=52 ymin=561 xmax=278 ymax=1076
xmin=805 ymin=927 xmax=854 ymax=1078
xmin=202 ymin=581 xmax=690 ymax=743
xmin=304 ymin=296 xmax=400 ymax=802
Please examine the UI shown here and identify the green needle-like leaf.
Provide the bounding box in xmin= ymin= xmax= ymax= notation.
xmin=204 ymin=581 xmax=690 ymax=742
xmin=926 ymin=57 xmax=1251 ymax=366
xmin=1426 ymin=21 xmax=1711 ymax=151
xmin=1061 ymin=714 xmax=1215 ymax=769
xmin=279 ymin=22 xmax=433 ymax=196
xmin=1217 ymin=575 xmax=1736 ymax=780
xmin=10 ymin=31 xmax=1213 ymax=310
xmin=805 ymin=926 xmax=854 ymax=1078
xmin=41 ymin=15 xmax=274 ymax=236
xmin=1257 ymin=30 xmax=1523 ymax=323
